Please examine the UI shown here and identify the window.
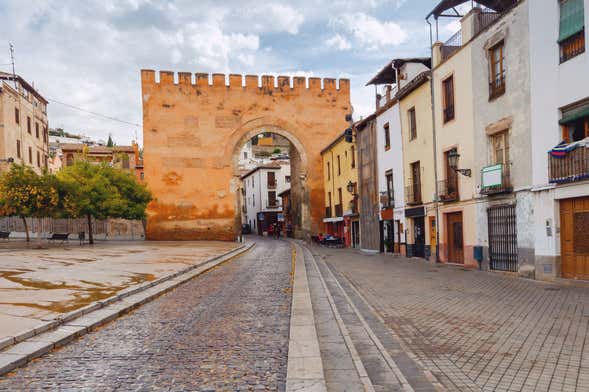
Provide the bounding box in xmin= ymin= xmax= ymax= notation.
xmin=243 ymin=151 xmax=248 ymax=159
xmin=327 ymin=161 xmax=331 ymax=180
xmin=268 ymin=191 xmax=277 ymax=207
xmin=16 ymin=140 xmax=21 ymax=159
xmin=442 ymin=76 xmax=455 ymax=123
xmin=384 ymin=123 xmax=391 ymax=150
xmin=267 ymin=171 xmax=276 ymax=188
xmin=27 ymin=117 xmax=31 ymax=134
xmin=43 ymin=127 xmax=48 ymax=143
xmin=328 ymin=191 xmax=332 ymax=213
xmin=337 ymin=155 xmax=341 ymax=175
xmin=285 ymin=175 xmax=291 ymax=183
xmin=559 ymin=0 xmax=585 ymax=63
xmin=386 ymin=170 xmax=394 ymax=207
xmin=28 ymin=146 xmax=32 ymax=163
xmin=351 ymin=146 xmax=356 ymax=168
xmin=489 ymin=41 xmax=506 ymax=99
xmin=410 ymin=161 xmax=422 ymax=204
xmin=44 ymin=155 xmax=48 ymax=169
xmin=122 ymin=154 xmax=130 ymax=169
xmin=35 ymin=122 xmax=39 ymax=138
xmin=14 ymin=108 xmax=19 ymax=124
xmin=66 ymin=153 xmax=74 ymax=166
xmin=560 ymin=102 xmax=589 ymax=142
xmin=37 ymin=151 xmax=40 ymax=167
xmin=408 ymin=107 xmax=417 ymax=140
xmin=490 ymin=131 xmax=510 ymax=165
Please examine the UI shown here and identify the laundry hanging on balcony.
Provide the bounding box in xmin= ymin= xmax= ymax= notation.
xmin=549 ymin=138 xmax=589 ymax=158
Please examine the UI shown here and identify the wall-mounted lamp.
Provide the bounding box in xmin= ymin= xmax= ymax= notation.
xmin=448 ymin=149 xmax=471 ymax=177
xmin=346 ymin=180 xmax=356 ymax=195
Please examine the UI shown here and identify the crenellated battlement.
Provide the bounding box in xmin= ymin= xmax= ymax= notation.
xmin=141 ymin=70 xmax=350 ymax=93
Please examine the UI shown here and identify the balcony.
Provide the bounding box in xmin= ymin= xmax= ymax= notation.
xmin=405 ymin=182 xmax=422 ymax=205
xmin=443 ymin=105 xmax=455 ymax=123
xmin=325 ymin=206 xmax=332 ymax=218
xmin=441 ymin=30 xmax=462 ymax=62
xmin=438 ymin=179 xmax=458 ymax=202
xmin=489 ymin=71 xmax=506 ymax=100
xmin=548 ymin=147 xmax=589 ymax=184
xmin=334 ymin=204 xmax=343 ymax=217
xmin=480 ymin=164 xmax=512 ymax=195
xmin=267 ymin=201 xmax=279 ymax=209
xmin=267 ymin=180 xmax=277 ymax=190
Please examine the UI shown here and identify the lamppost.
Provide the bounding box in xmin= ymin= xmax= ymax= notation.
xmin=447 ymin=150 xmax=471 ymax=177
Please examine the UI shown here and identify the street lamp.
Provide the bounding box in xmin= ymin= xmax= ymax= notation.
xmin=346 ymin=180 xmax=355 ymax=194
xmin=447 ymin=150 xmax=471 ymax=177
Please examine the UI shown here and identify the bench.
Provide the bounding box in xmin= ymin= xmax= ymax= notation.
xmin=0 ymin=231 xmax=10 ymax=240
xmin=47 ymin=233 xmax=69 ymax=242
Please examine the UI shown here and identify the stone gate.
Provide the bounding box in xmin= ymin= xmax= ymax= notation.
xmin=141 ymin=70 xmax=350 ymax=240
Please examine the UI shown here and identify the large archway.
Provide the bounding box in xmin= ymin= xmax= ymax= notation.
xmin=141 ymin=70 xmax=350 ymax=240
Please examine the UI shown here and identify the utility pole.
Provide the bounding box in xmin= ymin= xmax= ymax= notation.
xmin=9 ymin=43 xmax=16 ymax=89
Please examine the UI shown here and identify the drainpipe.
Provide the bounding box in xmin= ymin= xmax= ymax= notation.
xmin=427 ymin=16 xmax=441 ymax=264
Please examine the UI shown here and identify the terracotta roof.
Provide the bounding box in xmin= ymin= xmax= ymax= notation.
xmin=59 ymin=143 xmax=135 ymax=154
xmin=396 ymin=71 xmax=431 ymax=101
xmin=240 ymin=163 xmax=282 ymax=179
xmin=366 ymin=58 xmax=431 ymax=86
xmin=0 ymin=71 xmax=48 ymax=104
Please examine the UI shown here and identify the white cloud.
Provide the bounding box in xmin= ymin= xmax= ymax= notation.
xmin=329 ymin=13 xmax=407 ymax=51
xmin=239 ymin=3 xmax=305 ymax=35
xmin=325 ymin=34 xmax=352 ymax=51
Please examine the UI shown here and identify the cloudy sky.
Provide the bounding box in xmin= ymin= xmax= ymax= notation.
xmin=0 ymin=0 xmax=461 ymax=146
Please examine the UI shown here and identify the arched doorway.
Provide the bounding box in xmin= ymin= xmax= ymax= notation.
xmin=141 ymin=70 xmax=350 ymax=241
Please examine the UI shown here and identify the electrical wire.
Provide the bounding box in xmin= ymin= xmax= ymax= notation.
xmin=47 ymin=98 xmax=141 ymax=127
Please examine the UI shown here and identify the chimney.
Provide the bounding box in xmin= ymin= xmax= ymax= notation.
xmin=460 ymin=6 xmax=481 ymax=43
xmin=432 ymin=41 xmax=443 ymax=68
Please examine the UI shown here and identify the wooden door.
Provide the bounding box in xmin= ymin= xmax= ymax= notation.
xmin=560 ymin=197 xmax=589 ymax=280
xmin=447 ymin=212 xmax=464 ymax=264
xmin=429 ymin=216 xmax=437 ymax=248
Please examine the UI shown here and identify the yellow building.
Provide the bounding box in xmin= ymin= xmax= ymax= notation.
xmin=0 ymin=72 xmax=49 ymax=174
xmin=321 ymin=131 xmax=359 ymax=247
xmin=431 ymin=9 xmax=478 ymax=267
xmin=398 ymin=71 xmax=438 ymax=261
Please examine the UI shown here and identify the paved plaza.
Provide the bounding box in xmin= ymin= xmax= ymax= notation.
xmin=314 ymin=245 xmax=589 ymax=392
xmin=0 ymin=241 xmax=238 ymax=342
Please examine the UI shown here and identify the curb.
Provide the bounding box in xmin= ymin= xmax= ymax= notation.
xmin=0 ymin=241 xmax=255 ymax=376
xmin=285 ymin=240 xmax=327 ymax=392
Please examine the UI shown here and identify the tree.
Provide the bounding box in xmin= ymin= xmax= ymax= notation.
xmin=58 ymin=161 xmax=151 ymax=244
xmin=272 ymin=148 xmax=281 ymax=154
xmin=106 ymin=134 xmax=114 ymax=147
xmin=0 ymin=165 xmax=59 ymax=242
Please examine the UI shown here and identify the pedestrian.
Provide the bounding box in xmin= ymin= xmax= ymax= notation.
xmin=276 ymin=223 xmax=281 ymax=239
xmin=267 ymin=223 xmax=274 ymax=237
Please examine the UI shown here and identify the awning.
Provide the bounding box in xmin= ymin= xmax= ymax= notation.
xmin=558 ymin=0 xmax=585 ymax=43
xmin=559 ymin=106 xmax=589 ymax=125
xmin=427 ymin=0 xmax=517 ymax=19
xmin=323 ymin=217 xmax=344 ymax=223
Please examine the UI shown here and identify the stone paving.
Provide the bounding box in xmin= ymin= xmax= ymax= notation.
xmin=313 ymin=246 xmax=589 ymax=392
xmin=0 ymin=238 xmax=292 ymax=391
xmin=0 ymin=240 xmax=238 ymax=340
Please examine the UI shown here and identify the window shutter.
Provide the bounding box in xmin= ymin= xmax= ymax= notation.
xmin=559 ymin=0 xmax=585 ymax=43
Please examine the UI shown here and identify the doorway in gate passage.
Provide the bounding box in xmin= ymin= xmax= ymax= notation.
xmin=351 ymin=220 xmax=360 ymax=248
xmin=560 ymin=196 xmax=589 ymax=280
xmin=447 ymin=212 xmax=464 ymax=264
xmin=413 ymin=217 xmax=426 ymax=258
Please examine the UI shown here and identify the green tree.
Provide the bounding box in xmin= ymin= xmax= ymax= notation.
xmin=58 ymin=161 xmax=151 ymax=244
xmin=272 ymin=148 xmax=281 ymax=154
xmin=0 ymin=165 xmax=59 ymax=242
xmin=106 ymin=134 xmax=114 ymax=147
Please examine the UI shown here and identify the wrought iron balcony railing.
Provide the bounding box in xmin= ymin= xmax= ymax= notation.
xmin=405 ymin=181 xmax=422 ymax=205
xmin=548 ymin=147 xmax=589 ymax=184
xmin=438 ymin=179 xmax=458 ymax=202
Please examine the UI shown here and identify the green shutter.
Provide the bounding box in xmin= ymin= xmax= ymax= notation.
xmin=559 ymin=0 xmax=585 ymax=43
xmin=559 ymin=106 xmax=589 ymax=125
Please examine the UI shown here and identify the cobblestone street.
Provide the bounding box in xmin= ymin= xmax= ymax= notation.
xmin=314 ymin=246 xmax=589 ymax=392
xmin=0 ymin=238 xmax=292 ymax=391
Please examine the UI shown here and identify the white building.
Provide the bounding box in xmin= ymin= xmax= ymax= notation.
xmin=529 ymin=0 xmax=589 ymax=280
xmin=241 ymin=162 xmax=291 ymax=235
xmin=367 ymin=58 xmax=431 ymax=254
